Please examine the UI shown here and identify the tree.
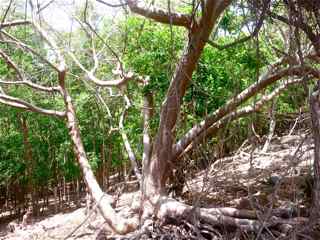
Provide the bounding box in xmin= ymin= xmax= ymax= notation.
xmin=1 ymin=0 xmax=320 ymax=235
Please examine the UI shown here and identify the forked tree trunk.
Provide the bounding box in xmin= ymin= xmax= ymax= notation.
xmin=142 ymin=1 xmax=232 ymax=213
xmin=309 ymin=81 xmax=320 ymax=223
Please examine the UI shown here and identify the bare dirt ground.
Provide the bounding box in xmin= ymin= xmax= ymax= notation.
xmin=0 ymin=131 xmax=316 ymax=240
xmin=185 ymin=132 xmax=314 ymax=211
xmin=0 ymin=190 xmax=138 ymax=240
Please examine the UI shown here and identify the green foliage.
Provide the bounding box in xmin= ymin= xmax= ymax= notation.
xmin=0 ymin=7 xmax=311 ymax=193
xmin=219 ymin=9 xmax=242 ymax=33
xmin=122 ymin=17 xmax=185 ymax=99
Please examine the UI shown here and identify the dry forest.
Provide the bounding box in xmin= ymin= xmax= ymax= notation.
xmin=0 ymin=0 xmax=320 ymax=239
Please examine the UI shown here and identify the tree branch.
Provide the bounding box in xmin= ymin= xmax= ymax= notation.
xmin=270 ymin=13 xmax=320 ymax=55
xmin=0 ymin=79 xmax=60 ymax=93
xmin=139 ymin=0 xmax=232 ymax=198
xmin=0 ymin=31 xmax=59 ymax=71
xmin=0 ymin=48 xmax=24 ymax=80
xmin=179 ymin=77 xmax=314 ymax=157
xmin=0 ymin=49 xmax=59 ymax=93
xmin=0 ymin=92 xmax=65 ymax=118
xmin=68 ymin=51 xmax=134 ymax=87
xmin=29 ymin=1 xmax=66 ymax=73
xmin=126 ymin=0 xmax=191 ymax=28
xmin=173 ymin=65 xmax=320 ymax=159
xmin=208 ymin=0 xmax=270 ymax=50
xmin=270 ymin=13 xmax=316 ymax=41
xmin=96 ymin=0 xmax=127 ymax=8
xmin=0 ymin=20 xmax=31 ymax=29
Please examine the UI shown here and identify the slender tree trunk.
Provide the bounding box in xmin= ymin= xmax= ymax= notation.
xmin=58 ymin=180 xmax=62 ymax=210
xmin=309 ymin=81 xmax=320 ymax=223
xmin=19 ymin=115 xmax=35 ymax=214
xmin=53 ymin=186 xmax=58 ymax=213
xmin=65 ymin=185 xmax=69 ymax=205
xmin=107 ymin=142 xmax=112 ymax=188
xmin=262 ymin=98 xmax=277 ymax=152
xmin=59 ymin=78 xmax=136 ymax=233
xmin=62 ymin=90 xmax=113 ymax=218
xmin=119 ymin=95 xmax=141 ymax=180
xmin=63 ymin=153 xmax=67 ymax=203
xmin=141 ymin=80 xmax=154 ymax=205
xmin=101 ymin=142 xmax=106 ymax=190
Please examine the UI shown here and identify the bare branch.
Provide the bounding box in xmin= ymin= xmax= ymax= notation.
xmin=68 ymin=51 xmax=136 ymax=87
xmin=125 ymin=0 xmax=191 ymax=28
xmin=96 ymin=0 xmax=127 ymax=8
xmin=0 ymin=20 xmax=31 ymax=29
xmin=29 ymin=0 xmax=66 ymax=73
xmin=95 ymin=88 xmax=112 ymax=118
xmin=0 ymin=93 xmax=65 ymax=118
xmin=0 ymin=79 xmax=60 ymax=93
xmin=1 ymin=0 xmax=13 ymax=24
xmin=0 ymin=48 xmax=24 ymax=80
xmin=261 ymin=97 xmax=277 ymax=152
xmin=0 ymin=49 xmax=60 ymax=93
xmin=91 ymin=37 xmax=99 ymax=74
xmin=271 ymin=13 xmax=316 ymax=40
xmin=208 ymin=0 xmax=270 ymax=50
xmin=36 ymin=0 xmax=56 ymax=14
xmin=270 ymin=13 xmax=320 ymax=55
xmin=78 ymin=11 xmax=124 ymax=68
xmin=0 ymin=30 xmax=59 ymax=71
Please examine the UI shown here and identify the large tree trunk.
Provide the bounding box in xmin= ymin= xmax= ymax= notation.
xmin=142 ymin=0 xmax=231 ymax=210
xmin=309 ymin=80 xmax=320 ymax=223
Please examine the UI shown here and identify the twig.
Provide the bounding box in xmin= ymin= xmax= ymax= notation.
xmin=289 ymin=108 xmax=303 ymax=136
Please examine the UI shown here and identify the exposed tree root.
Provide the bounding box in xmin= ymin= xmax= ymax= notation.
xmin=106 ymin=198 xmax=311 ymax=239
xmin=155 ymin=198 xmax=307 ymax=232
xmin=105 ymin=196 xmax=310 ymax=239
